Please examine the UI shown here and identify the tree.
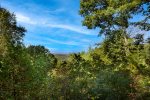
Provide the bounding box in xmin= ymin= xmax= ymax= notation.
xmin=0 ymin=7 xmax=31 ymax=99
xmin=80 ymin=0 xmax=150 ymax=99
xmin=0 ymin=7 xmax=26 ymax=46
xmin=80 ymin=0 xmax=149 ymax=35
xmin=26 ymin=45 xmax=57 ymax=99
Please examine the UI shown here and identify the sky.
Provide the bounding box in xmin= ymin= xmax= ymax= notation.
xmin=0 ymin=0 xmax=102 ymax=54
xmin=0 ymin=0 xmax=149 ymax=54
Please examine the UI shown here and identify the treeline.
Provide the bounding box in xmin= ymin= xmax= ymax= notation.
xmin=0 ymin=0 xmax=150 ymax=100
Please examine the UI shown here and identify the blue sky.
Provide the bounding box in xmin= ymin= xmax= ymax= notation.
xmin=1 ymin=0 xmax=101 ymax=54
xmin=1 ymin=0 xmax=149 ymax=54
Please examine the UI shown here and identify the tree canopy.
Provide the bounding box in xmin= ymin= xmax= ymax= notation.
xmin=80 ymin=0 xmax=150 ymax=35
xmin=0 ymin=0 xmax=150 ymax=99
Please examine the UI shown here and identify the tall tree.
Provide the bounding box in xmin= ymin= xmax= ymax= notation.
xmin=80 ymin=0 xmax=149 ymax=35
xmin=0 ymin=7 xmax=30 ymax=99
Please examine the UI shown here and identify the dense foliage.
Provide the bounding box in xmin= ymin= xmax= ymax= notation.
xmin=0 ymin=0 xmax=150 ymax=99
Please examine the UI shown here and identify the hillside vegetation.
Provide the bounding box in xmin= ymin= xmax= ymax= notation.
xmin=0 ymin=0 xmax=150 ymax=100
xmin=54 ymin=54 xmax=69 ymax=61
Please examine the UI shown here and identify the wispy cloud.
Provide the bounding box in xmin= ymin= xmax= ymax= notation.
xmin=16 ymin=13 xmax=37 ymax=25
xmin=47 ymin=38 xmax=81 ymax=46
xmin=47 ymin=24 xmax=95 ymax=35
xmin=16 ymin=12 xmax=98 ymax=47
xmin=15 ymin=13 xmax=97 ymax=35
xmin=25 ymin=35 xmax=84 ymax=46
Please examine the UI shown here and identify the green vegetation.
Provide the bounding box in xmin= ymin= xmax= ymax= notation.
xmin=0 ymin=0 xmax=150 ymax=99
xmin=54 ymin=54 xmax=68 ymax=61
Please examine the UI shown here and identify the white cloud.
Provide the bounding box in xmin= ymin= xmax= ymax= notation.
xmin=47 ymin=24 xmax=96 ymax=35
xmin=15 ymin=13 xmax=97 ymax=35
xmin=25 ymin=35 xmax=82 ymax=46
xmin=47 ymin=38 xmax=80 ymax=46
xmin=16 ymin=13 xmax=37 ymax=25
